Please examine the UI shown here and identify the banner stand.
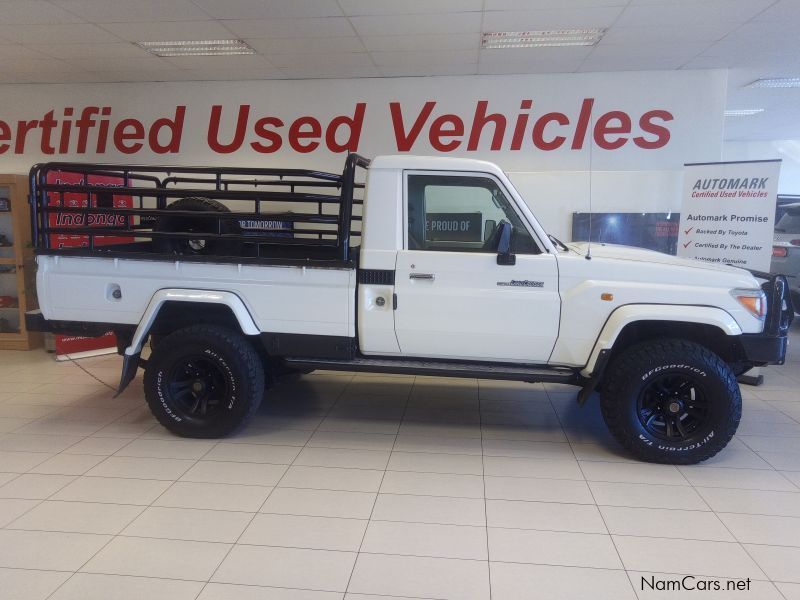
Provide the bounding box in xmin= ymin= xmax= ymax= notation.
xmin=677 ymin=159 xmax=782 ymax=388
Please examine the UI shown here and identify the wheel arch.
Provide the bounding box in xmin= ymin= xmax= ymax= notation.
xmin=127 ymin=289 xmax=259 ymax=356
xmin=581 ymin=304 xmax=744 ymax=378
xmin=115 ymin=289 xmax=260 ymax=395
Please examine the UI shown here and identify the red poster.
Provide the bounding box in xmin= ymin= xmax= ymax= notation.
xmin=46 ymin=171 xmax=132 ymax=357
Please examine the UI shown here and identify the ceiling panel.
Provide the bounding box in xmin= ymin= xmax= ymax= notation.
xmin=99 ymin=20 xmax=233 ymax=42
xmin=70 ymin=56 xmax=177 ymax=72
xmin=0 ymin=44 xmax=53 ymax=60
xmin=371 ymin=49 xmax=479 ymax=68
xmin=381 ymin=64 xmax=478 ymax=77
xmin=170 ymin=66 xmax=285 ymax=81
xmin=0 ymin=22 xmax=122 ymax=43
xmin=2 ymin=57 xmax=84 ymax=75
xmin=26 ymin=42 xmax=152 ymax=59
xmin=164 ymin=53 xmax=276 ymax=70
xmin=224 ymin=17 xmax=355 ymax=39
xmin=478 ymin=59 xmax=586 ymax=75
xmin=190 ymin=0 xmax=343 ymax=20
xmin=487 ymin=0 xmax=626 ymax=8
xmin=267 ymin=51 xmax=373 ymax=69
xmin=360 ymin=33 xmax=480 ymax=52
xmin=482 ymin=7 xmax=625 ymax=31
xmin=349 ymin=12 xmax=482 ymax=37
xmin=0 ymin=0 xmax=84 ymax=25
xmin=615 ymin=0 xmax=774 ymax=27
xmin=589 ymin=42 xmax=709 ymax=62
xmin=479 ymin=46 xmax=593 ymax=65
xmin=51 ymin=0 xmax=212 ymax=23
xmin=753 ymin=0 xmax=800 ymax=22
xmin=339 ymin=0 xmax=483 ymax=16
xmin=600 ymin=24 xmax=736 ymax=45
xmin=279 ymin=63 xmax=381 ymax=79
xmin=164 ymin=54 xmax=274 ymax=69
xmin=245 ymin=36 xmax=364 ymax=55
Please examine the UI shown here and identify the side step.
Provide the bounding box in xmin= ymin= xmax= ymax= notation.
xmin=283 ymin=356 xmax=582 ymax=384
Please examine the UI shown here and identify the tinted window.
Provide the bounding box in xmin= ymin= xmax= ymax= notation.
xmin=407 ymin=174 xmax=539 ymax=254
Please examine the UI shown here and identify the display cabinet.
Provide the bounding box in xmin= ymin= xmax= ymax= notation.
xmin=0 ymin=175 xmax=41 ymax=350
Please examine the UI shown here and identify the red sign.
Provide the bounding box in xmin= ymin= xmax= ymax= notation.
xmin=46 ymin=170 xmax=132 ymax=356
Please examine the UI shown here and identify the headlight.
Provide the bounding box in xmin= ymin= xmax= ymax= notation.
xmin=731 ymin=288 xmax=767 ymax=320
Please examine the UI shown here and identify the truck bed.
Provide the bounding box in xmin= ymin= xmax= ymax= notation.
xmin=35 ymin=254 xmax=355 ymax=339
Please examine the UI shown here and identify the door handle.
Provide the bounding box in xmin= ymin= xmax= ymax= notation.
xmin=409 ymin=273 xmax=435 ymax=281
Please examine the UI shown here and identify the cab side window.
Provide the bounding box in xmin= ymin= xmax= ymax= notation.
xmin=407 ymin=174 xmax=539 ymax=254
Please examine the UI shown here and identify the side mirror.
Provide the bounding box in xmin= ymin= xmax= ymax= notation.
xmin=497 ymin=221 xmax=516 ymax=265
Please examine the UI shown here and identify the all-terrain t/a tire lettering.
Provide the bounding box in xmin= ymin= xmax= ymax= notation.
xmin=600 ymin=339 xmax=741 ymax=464
xmin=144 ymin=325 xmax=265 ymax=438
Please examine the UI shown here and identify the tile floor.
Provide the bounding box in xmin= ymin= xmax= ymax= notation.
xmin=0 ymin=323 xmax=799 ymax=600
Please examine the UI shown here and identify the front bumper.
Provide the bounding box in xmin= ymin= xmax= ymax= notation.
xmin=740 ymin=334 xmax=788 ymax=364
xmin=740 ymin=274 xmax=794 ymax=365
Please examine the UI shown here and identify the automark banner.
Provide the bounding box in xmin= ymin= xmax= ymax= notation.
xmin=677 ymin=160 xmax=781 ymax=272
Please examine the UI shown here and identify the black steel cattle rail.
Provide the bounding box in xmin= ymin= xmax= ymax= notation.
xmin=29 ymin=154 xmax=370 ymax=265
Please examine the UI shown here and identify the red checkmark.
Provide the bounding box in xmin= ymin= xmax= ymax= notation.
xmin=684 ymin=227 xmax=693 ymax=235
xmin=683 ymin=241 xmax=692 ymax=248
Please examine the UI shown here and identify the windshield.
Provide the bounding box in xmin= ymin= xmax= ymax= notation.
xmin=776 ymin=210 xmax=800 ymax=233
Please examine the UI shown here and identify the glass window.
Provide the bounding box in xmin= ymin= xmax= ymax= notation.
xmin=407 ymin=174 xmax=539 ymax=254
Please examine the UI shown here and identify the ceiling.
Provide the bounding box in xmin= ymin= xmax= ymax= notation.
xmin=0 ymin=0 xmax=798 ymax=141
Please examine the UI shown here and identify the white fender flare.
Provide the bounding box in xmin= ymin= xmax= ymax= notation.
xmin=580 ymin=304 xmax=742 ymax=378
xmin=125 ymin=289 xmax=259 ymax=356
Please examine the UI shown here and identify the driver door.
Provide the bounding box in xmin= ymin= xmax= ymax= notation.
xmin=393 ymin=171 xmax=560 ymax=363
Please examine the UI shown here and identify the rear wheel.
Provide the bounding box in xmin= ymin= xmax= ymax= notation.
xmin=600 ymin=339 xmax=741 ymax=464
xmin=144 ymin=325 xmax=265 ymax=438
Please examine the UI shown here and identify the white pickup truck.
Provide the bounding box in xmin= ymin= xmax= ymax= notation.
xmin=26 ymin=154 xmax=793 ymax=464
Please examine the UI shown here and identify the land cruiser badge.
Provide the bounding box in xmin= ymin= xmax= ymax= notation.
xmin=497 ymin=280 xmax=544 ymax=288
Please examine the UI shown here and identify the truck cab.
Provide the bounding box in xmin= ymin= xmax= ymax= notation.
xmin=26 ymin=154 xmax=793 ymax=464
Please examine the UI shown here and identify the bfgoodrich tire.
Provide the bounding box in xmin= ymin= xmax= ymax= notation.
xmin=600 ymin=339 xmax=741 ymax=464
xmin=144 ymin=325 xmax=265 ymax=438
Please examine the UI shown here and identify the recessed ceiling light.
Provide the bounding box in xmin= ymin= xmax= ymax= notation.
xmin=745 ymin=77 xmax=800 ymax=89
xmin=724 ymin=109 xmax=765 ymax=117
xmin=481 ymin=29 xmax=606 ymax=49
xmin=137 ymin=39 xmax=255 ymax=57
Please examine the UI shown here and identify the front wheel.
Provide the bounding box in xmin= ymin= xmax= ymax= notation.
xmin=600 ymin=339 xmax=741 ymax=464
xmin=144 ymin=325 xmax=265 ymax=438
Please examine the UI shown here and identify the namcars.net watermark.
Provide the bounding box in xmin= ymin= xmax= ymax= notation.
xmin=641 ymin=575 xmax=751 ymax=592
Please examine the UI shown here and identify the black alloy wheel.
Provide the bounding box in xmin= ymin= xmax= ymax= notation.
xmin=167 ymin=355 xmax=230 ymax=422
xmin=637 ymin=374 xmax=709 ymax=441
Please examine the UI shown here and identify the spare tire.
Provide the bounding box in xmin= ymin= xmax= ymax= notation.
xmin=153 ymin=196 xmax=241 ymax=256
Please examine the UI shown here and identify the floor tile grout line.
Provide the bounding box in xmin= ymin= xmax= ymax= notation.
xmin=478 ymin=379 xmax=493 ymax=600
xmin=0 ymin=556 xmax=784 ymax=585
xmin=4 ymin=472 xmax=800 ymax=496
xmin=15 ymin=522 xmax=800 ymax=549
xmin=679 ymin=456 xmax=780 ymax=593
xmin=342 ymin=373 xmax=416 ymax=596
xmin=40 ymin=377 xmax=225 ymax=600
xmin=192 ymin=372 xmax=358 ymax=600
xmin=545 ymin=384 xmax=641 ymax=600
xmin=1 ymin=467 xmax=84 ymax=534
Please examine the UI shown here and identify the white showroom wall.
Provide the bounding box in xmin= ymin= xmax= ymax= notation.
xmin=0 ymin=70 xmax=727 ymax=240
xmin=723 ymin=139 xmax=800 ymax=196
